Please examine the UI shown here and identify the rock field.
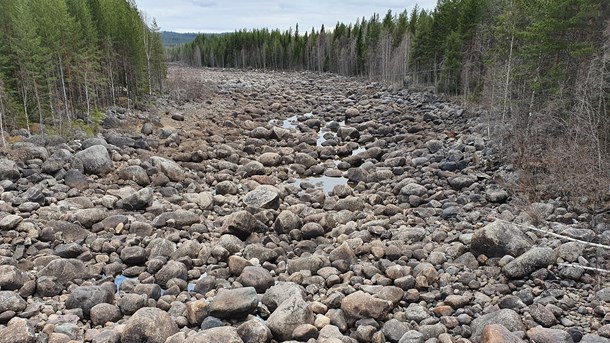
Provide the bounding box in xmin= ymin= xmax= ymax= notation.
xmin=0 ymin=66 xmax=610 ymax=343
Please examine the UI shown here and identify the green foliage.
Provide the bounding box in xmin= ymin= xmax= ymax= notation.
xmin=0 ymin=0 xmax=165 ymax=134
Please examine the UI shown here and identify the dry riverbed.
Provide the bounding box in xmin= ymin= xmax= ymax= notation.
xmin=0 ymin=66 xmax=609 ymax=343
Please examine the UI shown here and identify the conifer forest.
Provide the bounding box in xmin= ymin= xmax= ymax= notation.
xmin=0 ymin=0 xmax=166 ymax=134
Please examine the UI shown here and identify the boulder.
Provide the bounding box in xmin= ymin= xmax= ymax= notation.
xmin=65 ymin=286 xmax=114 ymax=317
xmin=0 ymin=159 xmax=20 ymax=181
xmin=470 ymin=309 xmax=524 ymax=343
xmin=471 ymin=220 xmax=533 ymax=258
xmin=267 ymin=295 xmax=314 ymax=341
xmin=75 ymin=145 xmax=112 ymax=175
xmin=502 ymin=247 xmax=557 ymax=279
xmin=208 ymin=287 xmax=258 ymax=319
xmin=341 ymin=291 xmax=393 ymax=321
xmin=121 ymin=307 xmax=178 ymax=343
xmin=150 ymin=156 xmax=186 ymax=182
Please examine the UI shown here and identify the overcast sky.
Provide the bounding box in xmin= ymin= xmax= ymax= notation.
xmin=134 ymin=0 xmax=437 ymax=33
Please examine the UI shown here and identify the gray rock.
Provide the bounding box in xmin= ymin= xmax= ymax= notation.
xmin=222 ymin=211 xmax=259 ymax=240
xmin=527 ymin=327 xmax=573 ymax=343
xmin=121 ymin=307 xmax=178 ymax=343
xmin=398 ymin=330 xmax=424 ymax=343
xmin=150 ymin=156 xmax=186 ymax=182
xmin=75 ymin=145 xmax=113 ymax=175
xmin=426 ymin=140 xmax=443 ymax=153
xmin=470 ymin=309 xmax=524 ymax=343
xmin=399 ymin=183 xmax=428 ymax=197
xmin=295 ymin=153 xmax=318 ymax=168
xmin=183 ymin=192 xmax=214 ymax=210
xmin=185 ymin=327 xmax=243 ymax=343
xmin=529 ymin=303 xmax=557 ymax=327
xmin=37 ymin=259 xmax=87 ymax=296
xmin=118 ymin=293 xmax=147 ymax=315
xmin=502 ymin=247 xmax=557 ymax=278
xmin=0 ymin=291 xmax=26 ymax=313
xmin=152 ymin=210 xmax=199 ymax=228
xmin=74 ymin=208 xmax=106 ymax=227
xmin=237 ymin=319 xmax=271 ymax=343
xmin=382 ymin=319 xmax=409 ymax=342
xmin=486 ymin=189 xmax=509 ymax=203
xmin=120 ymin=246 xmax=147 ymax=265
xmin=581 ymin=334 xmax=610 ymax=343
xmin=65 ymin=286 xmax=114 ymax=317
xmin=208 ymin=287 xmax=258 ymax=318
xmin=118 ymin=166 xmax=150 ymax=186
xmin=237 ymin=161 xmax=265 ymax=177
xmin=272 ymin=210 xmax=302 ymax=234
xmin=267 ymin=295 xmax=314 ymax=341
xmin=155 ymin=261 xmax=188 ymax=287
xmin=448 ymin=175 xmax=477 ymax=190
xmin=262 ymin=282 xmax=306 ymax=312
xmin=243 ymin=186 xmax=280 ymax=209
xmin=0 ymin=214 xmax=22 ymax=230
xmin=0 ymin=318 xmax=35 ymax=343
xmin=63 ymin=169 xmax=88 ymax=189
xmin=287 ymin=255 xmax=324 ymax=274
xmin=237 ymin=266 xmax=274 ymax=293
xmin=0 ymin=159 xmax=20 ymax=181
xmin=120 ymin=187 xmax=153 ymax=211
xmin=0 ymin=266 xmax=28 ymax=290
xmin=471 ymin=220 xmax=533 ymax=258
xmin=258 ymin=152 xmax=281 ymax=167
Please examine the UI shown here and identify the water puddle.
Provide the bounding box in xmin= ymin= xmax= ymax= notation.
xmin=114 ymin=275 xmax=137 ymax=293
xmin=271 ymin=112 xmax=314 ymax=129
xmin=294 ymin=175 xmax=349 ymax=194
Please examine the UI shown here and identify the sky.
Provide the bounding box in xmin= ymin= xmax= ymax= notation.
xmin=134 ymin=0 xmax=437 ymax=33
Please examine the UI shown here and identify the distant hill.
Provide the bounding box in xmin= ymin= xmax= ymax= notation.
xmin=161 ymin=31 xmax=199 ymax=47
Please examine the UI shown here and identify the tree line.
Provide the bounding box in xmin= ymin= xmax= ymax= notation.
xmin=0 ymin=0 xmax=166 ymax=139
xmin=171 ymin=0 xmax=610 ymax=201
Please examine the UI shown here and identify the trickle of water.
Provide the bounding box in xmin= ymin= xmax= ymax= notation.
xmin=114 ymin=275 xmax=137 ymax=293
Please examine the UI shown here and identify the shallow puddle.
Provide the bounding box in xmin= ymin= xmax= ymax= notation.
xmin=294 ymin=175 xmax=349 ymax=194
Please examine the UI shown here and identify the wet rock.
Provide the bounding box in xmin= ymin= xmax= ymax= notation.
xmin=502 ymin=247 xmax=556 ymax=279
xmin=65 ymin=286 xmax=114 ymax=317
xmin=208 ymin=287 xmax=258 ymax=318
xmin=470 ymin=309 xmax=524 ymax=343
xmin=267 ymin=294 xmax=314 ymax=341
xmin=471 ymin=220 xmax=533 ymax=258
xmin=75 ymin=145 xmax=113 ymax=175
xmin=121 ymin=307 xmax=179 ymax=343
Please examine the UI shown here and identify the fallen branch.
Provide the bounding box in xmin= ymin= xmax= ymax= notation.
xmin=558 ymin=263 xmax=610 ymax=274
xmin=493 ymin=218 xmax=610 ymax=250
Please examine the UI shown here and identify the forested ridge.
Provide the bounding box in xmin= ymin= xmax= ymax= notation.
xmin=0 ymin=0 xmax=165 ymax=139
xmin=171 ymin=0 xmax=610 ymax=202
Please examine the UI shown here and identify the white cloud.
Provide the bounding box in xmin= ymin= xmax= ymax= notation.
xmin=135 ymin=0 xmax=437 ymax=33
